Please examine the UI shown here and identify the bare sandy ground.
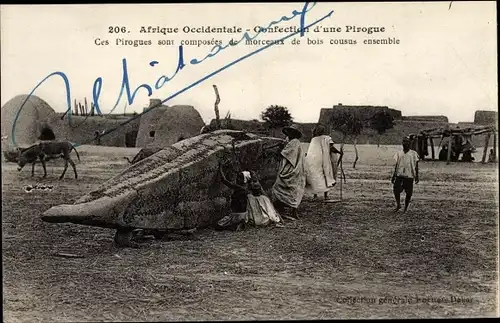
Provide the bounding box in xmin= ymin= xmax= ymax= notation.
xmin=2 ymin=144 xmax=498 ymax=321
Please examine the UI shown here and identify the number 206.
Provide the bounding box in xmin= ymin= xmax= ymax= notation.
xmin=109 ymin=26 xmax=127 ymax=33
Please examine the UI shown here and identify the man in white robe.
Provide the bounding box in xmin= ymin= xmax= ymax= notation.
xmin=305 ymin=124 xmax=343 ymax=201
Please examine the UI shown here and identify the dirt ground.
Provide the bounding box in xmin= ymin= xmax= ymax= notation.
xmin=2 ymin=144 xmax=498 ymax=321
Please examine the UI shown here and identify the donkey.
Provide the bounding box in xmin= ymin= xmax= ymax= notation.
xmin=17 ymin=141 xmax=81 ymax=179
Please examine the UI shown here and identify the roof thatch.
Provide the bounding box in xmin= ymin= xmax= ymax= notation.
xmin=1 ymin=95 xmax=55 ymax=146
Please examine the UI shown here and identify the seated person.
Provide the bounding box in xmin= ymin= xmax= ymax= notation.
xmin=217 ymin=164 xmax=249 ymax=231
xmin=247 ymin=172 xmax=284 ymax=227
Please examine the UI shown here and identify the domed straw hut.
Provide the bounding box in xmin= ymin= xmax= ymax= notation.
xmin=1 ymin=94 xmax=56 ymax=147
xmin=135 ymin=99 xmax=205 ymax=148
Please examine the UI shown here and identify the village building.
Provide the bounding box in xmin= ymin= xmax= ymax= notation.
xmin=135 ymin=99 xmax=205 ymax=148
xmin=1 ymin=95 xmax=205 ymax=149
xmin=2 ymin=95 xmax=497 ymax=158
xmin=1 ymin=94 xmax=56 ymax=146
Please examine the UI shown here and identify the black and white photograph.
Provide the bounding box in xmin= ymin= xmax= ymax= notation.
xmin=1 ymin=2 xmax=498 ymax=321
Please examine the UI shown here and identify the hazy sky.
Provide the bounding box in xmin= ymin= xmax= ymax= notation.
xmin=1 ymin=2 xmax=497 ymax=124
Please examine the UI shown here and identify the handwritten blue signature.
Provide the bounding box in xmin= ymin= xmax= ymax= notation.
xmin=10 ymin=2 xmax=333 ymax=147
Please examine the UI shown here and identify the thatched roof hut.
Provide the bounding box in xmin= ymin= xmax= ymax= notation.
xmin=135 ymin=99 xmax=205 ymax=148
xmin=1 ymin=94 xmax=56 ymax=146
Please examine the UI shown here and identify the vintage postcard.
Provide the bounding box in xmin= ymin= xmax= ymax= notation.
xmin=1 ymin=1 xmax=498 ymax=321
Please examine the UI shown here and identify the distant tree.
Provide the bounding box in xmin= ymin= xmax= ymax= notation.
xmin=330 ymin=111 xmax=364 ymax=168
xmin=370 ymin=111 xmax=395 ymax=147
xmin=261 ymin=105 xmax=293 ymax=137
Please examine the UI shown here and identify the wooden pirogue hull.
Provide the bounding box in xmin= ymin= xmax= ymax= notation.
xmin=41 ymin=130 xmax=285 ymax=231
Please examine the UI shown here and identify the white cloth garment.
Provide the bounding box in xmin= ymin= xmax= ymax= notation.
xmin=305 ymin=135 xmax=336 ymax=194
xmin=247 ymin=194 xmax=282 ymax=226
xmin=242 ymin=171 xmax=252 ymax=184
xmin=393 ymin=150 xmax=420 ymax=178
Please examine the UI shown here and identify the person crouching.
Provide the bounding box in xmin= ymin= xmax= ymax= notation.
xmin=247 ymin=171 xmax=284 ymax=227
xmin=217 ymin=163 xmax=250 ymax=231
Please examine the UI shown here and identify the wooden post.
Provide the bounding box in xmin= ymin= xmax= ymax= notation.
xmin=338 ymin=137 xmax=345 ymax=201
xmin=352 ymin=137 xmax=359 ymax=169
xmin=417 ymin=136 xmax=422 ymax=160
xmin=430 ymin=137 xmax=435 ymax=160
xmin=333 ymin=134 xmax=347 ymax=184
xmin=85 ymin=97 xmax=89 ymax=116
xmin=481 ymin=133 xmax=491 ymax=163
xmin=493 ymin=132 xmax=497 ymax=161
xmin=213 ymin=85 xmax=221 ymax=130
xmin=339 ymin=167 xmax=343 ymax=201
xmin=60 ymin=106 xmax=70 ymax=120
xmin=418 ymin=136 xmax=424 ymax=160
xmin=446 ymin=136 xmax=452 ymax=164
xmin=74 ymin=99 xmax=78 ymax=116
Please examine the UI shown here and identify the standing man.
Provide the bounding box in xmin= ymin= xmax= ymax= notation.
xmin=272 ymin=125 xmax=306 ymax=220
xmin=304 ymin=124 xmax=343 ymax=202
xmin=392 ymin=136 xmax=420 ymax=213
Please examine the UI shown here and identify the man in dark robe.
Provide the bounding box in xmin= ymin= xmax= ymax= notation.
xmin=272 ymin=125 xmax=306 ymax=220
